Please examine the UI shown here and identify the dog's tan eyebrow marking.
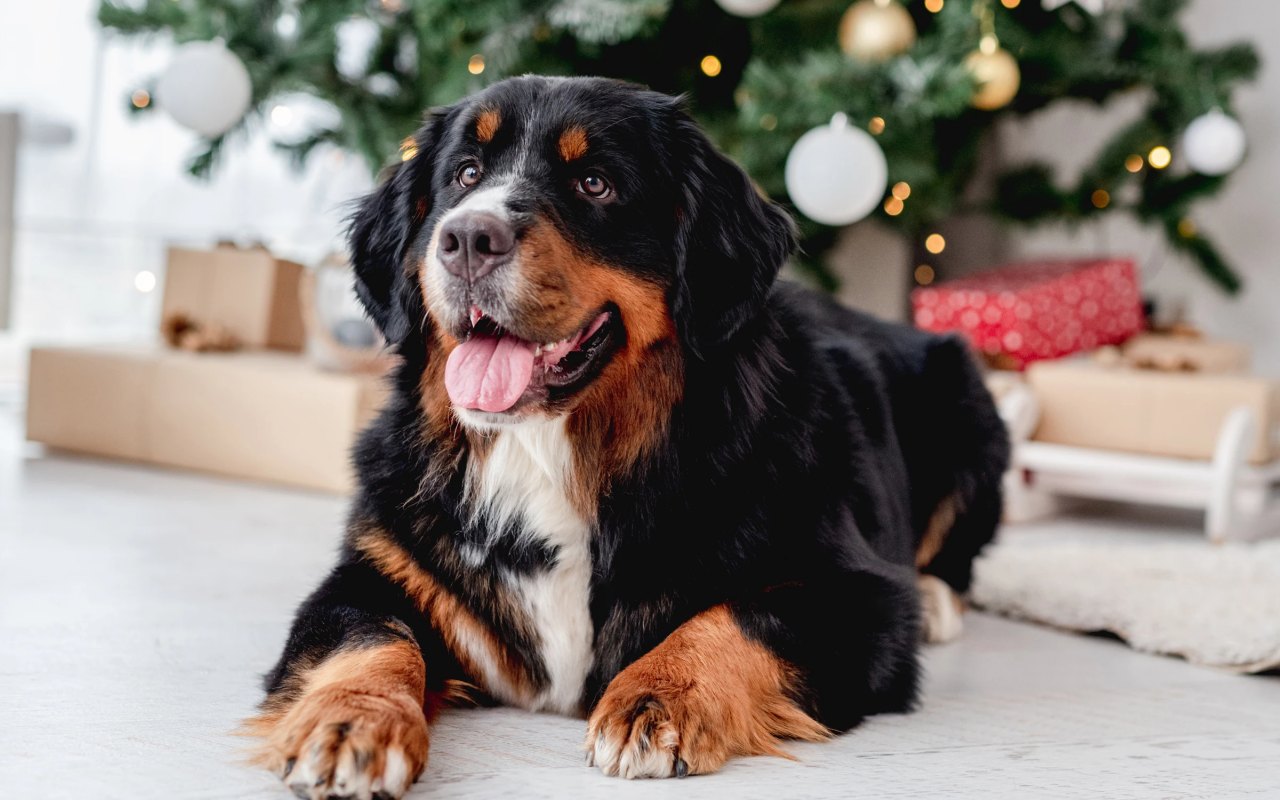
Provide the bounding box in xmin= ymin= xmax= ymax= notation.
xmin=475 ymin=109 xmax=501 ymax=143
xmin=558 ymin=125 xmax=589 ymax=162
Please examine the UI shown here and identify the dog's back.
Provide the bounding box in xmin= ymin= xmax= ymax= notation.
xmin=773 ymin=282 xmax=1009 ymax=592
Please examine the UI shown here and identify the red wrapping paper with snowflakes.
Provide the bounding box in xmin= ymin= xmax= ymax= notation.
xmin=911 ymin=259 xmax=1144 ymax=369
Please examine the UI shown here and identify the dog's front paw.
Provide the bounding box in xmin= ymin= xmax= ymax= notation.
xmin=250 ymin=685 xmax=429 ymax=800
xmin=586 ymin=679 xmax=702 ymax=779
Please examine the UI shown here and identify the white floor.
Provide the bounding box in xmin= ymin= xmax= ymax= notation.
xmin=2 ymin=409 xmax=1279 ymax=799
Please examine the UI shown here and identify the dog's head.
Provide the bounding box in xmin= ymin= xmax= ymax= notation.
xmin=349 ymin=76 xmax=794 ymax=427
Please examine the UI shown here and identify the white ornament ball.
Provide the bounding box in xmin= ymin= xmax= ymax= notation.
xmin=714 ymin=0 xmax=782 ymax=17
xmin=785 ymin=113 xmax=888 ymax=226
xmin=155 ymin=40 xmax=252 ymax=138
xmin=1182 ymin=110 xmax=1247 ymax=176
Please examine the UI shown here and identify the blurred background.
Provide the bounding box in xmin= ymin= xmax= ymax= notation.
xmin=1 ymin=0 xmax=1276 ymax=381
xmin=3 ymin=4 xmax=1280 ymax=796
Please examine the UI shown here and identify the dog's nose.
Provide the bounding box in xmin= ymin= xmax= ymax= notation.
xmin=437 ymin=212 xmax=515 ymax=282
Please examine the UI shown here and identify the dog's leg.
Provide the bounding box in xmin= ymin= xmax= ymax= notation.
xmin=243 ymin=560 xmax=434 ymax=800
xmin=586 ymin=567 xmax=920 ymax=779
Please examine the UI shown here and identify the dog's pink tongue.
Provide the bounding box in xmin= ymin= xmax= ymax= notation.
xmin=444 ymin=333 xmax=537 ymax=413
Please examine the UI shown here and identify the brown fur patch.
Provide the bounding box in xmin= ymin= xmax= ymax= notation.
xmin=475 ymin=108 xmax=501 ymax=144
xmin=558 ymin=125 xmax=589 ymax=161
xmin=355 ymin=529 xmax=538 ymax=706
xmin=516 ymin=221 xmax=684 ymax=513
xmin=916 ymin=492 xmax=959 ymax=568
xmin=242 ymin=640 xmax=431 ymax=794
xmin=586 ymin=605 xmax=829 ymax=777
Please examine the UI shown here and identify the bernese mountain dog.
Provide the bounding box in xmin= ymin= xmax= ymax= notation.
xmin=246 ymin=76 xmax=1009 ymax=798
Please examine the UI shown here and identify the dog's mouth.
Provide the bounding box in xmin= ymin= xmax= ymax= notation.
xmin=443 ymin=305 xmax=621 ymax=414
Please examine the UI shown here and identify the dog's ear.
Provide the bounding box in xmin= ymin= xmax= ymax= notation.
xmin=668 ymin=109 xmax=796 ymax=356
xmin=347 ymin=112 xmax=448 ymax=345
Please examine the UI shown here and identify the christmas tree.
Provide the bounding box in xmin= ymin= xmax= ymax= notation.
xmin=99 ymin=0 xmax=1257 ymax=292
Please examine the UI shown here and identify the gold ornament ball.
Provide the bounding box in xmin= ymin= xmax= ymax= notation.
xmin=965 ymin=46 xmax=1020 ymax=110
xmin=839 ymin=0 xmax=918 ymax=64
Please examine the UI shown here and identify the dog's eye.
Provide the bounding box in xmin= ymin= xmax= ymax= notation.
xmin=575 ymin=173 xmax=612 ymax=200
xmin=457 ymin=162 xmax=482 ymax=188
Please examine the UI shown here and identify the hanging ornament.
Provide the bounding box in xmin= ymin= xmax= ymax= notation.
xmin=965 ymin=44 xmax=1019 ymax=109
xmin=154 ymin=40 xmax=253 ymax=137
xmin=713 ymin=0 xmax=781 ymax=17
xmin=839 ymin=0 xmax=917 ymax=63
xmin=1182 ymin=109 xmax=1247 ymax=175
xmin=1042 ymin=0 xmax=1105 ymax=13
xmin=785 ymin=112 xmax=888 ymax=226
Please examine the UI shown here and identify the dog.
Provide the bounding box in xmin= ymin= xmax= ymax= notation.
xmin=245 ymin=75 xmax=1009 ymax=799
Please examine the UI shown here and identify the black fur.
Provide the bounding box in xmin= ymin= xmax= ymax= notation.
xmin=262 ymin=76 xmax=1009 ymax=752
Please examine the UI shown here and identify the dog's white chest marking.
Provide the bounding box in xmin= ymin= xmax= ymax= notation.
xmin=467 ymin=417 xmax=594 ymax=715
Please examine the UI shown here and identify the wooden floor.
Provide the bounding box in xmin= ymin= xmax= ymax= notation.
xmin=2 ymin=413 xmax=1279 ymax=799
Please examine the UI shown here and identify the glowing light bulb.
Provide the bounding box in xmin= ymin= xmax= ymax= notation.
xmin=468 ymin=54 xmax=485 ymax=75
xmin=891 ymin=181 xmax=911 ymax=200
xmin=1148 ymin=146 xmax=1172 ymax=169
xmin=925 ymin=233 xmax=946 ymax=254
xmin=914 ymin=264 xmax=936 ymax=285
xmin=700 ymin=55 xmax=722 ymax=77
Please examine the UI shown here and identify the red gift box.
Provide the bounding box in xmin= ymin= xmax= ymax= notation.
xmin=911 ymin=258 xmax=1144 ymax=369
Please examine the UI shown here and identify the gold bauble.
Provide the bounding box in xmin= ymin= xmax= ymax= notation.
xmin=964 ymin=46 xmax=1020 ymax=110
xmin=839 ymin=0 xmax=918 ymax=63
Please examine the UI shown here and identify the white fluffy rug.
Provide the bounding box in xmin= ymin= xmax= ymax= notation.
xmin=971 ymin=505 xmax=1280 ymax=673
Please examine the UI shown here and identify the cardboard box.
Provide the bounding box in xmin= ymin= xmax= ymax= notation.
xmin=26 ymin=345 xmax=388 ymax=493
xmin=1121 ymin=333 xmax=1251 ymax=374
xmin=162 ymin=245 xmax=306 ymax=351
xmin=1027 ymin=360 xmax=1280 ymax=465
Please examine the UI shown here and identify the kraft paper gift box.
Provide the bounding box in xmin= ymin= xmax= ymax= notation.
xmin=1120 ymin=333 xmax=1251 ymax=374
xmin=26 ymin=345 xmax=388 ymax=493
xmin=1026 ymin=360 xmax=1280 ymax=466
xmin=162 ymin=245 xmax=307 ymax=351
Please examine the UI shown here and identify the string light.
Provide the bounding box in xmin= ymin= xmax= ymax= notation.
xmin=1000 ymin=0 xmax=1021 ymax=6
xmin=1147 ymin=145 xmax=1172 ymax=169
xmin=867 ymin=116 xmax=886 ymax=135
xmin=1178 ymin=218 xmax=1197 ymax=238
xmin=467 ymin=54 xmax=485 ymax=75
xmin=925 ymin=0 xmax=944 ymax=11
xmin=759 ymin=113 xmax=778 ymax=131
xmin=134 ymin=270 xmax=157 ymax=293
xmin=891 ymin=181 xmax=911 ymax=200
xmin=700 ymin=55 xmax=723 ymax=77
xmin=914 ymin=264 xmax=936 ymax=285
xmin=1091 ymin=189 xmax=1110 ymax=209
xmin=130 ymin=89 xmax=151 ymax=109
xmin=925 ymin=233 xmax=946 ymax=254
xmin=1124 ymin=154 xmax=1144 ymax=173
xmin=884 ymin=197 xmax=905 ymax=216
xmin=400 ymin=136 xmax=418 ymax=161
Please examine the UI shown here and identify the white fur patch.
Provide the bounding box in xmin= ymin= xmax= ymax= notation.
xmin=465 ymin=415 xmax=595 ymax=714
xmin=919 ymin=574 xmax=965 ymax=644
